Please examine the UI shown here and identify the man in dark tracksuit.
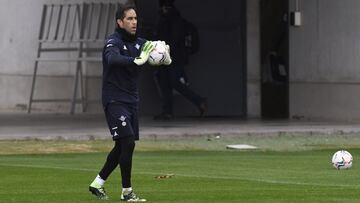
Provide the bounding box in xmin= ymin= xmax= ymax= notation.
xmin=153 ymin=0 xmax=207 ymax=120
xmin=89 ymin=5 xmax=154 ymax=202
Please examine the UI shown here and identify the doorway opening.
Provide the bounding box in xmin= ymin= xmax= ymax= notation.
xmin=260 ymin=0 xmax=289 ymax=119
xmin=135 ymin=0 xmax=247 ymax=117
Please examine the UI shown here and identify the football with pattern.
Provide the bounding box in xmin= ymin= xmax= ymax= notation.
xmin=148 ymin=41 xmax=168 ymax=66
xmin=331 ymin=150 xmax=353 ymax=170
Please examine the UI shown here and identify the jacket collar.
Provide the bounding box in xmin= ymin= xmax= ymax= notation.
xmin=116 ymin=27 xmax=137 ymax=42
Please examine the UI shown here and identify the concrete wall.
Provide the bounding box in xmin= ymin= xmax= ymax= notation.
xmin=0 ymin=0 xmax=130 ymax=113
xmin=1 ymin=0 xmax=252 ymax=117
xmin=289 ymin=0 xmax=360 ymax=121
xmin=0 ymin=0 xmax=46 ymax=112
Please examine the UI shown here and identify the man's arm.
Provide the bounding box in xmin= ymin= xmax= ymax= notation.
xmin=104 ymin=40 xmax=154 ymax=66
xmin=103 ymin=42 xmax=135 ymax=66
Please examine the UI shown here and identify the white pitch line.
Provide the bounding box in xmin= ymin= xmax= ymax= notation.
xmin=0 ymin=163 xmax=359 ymax=189
xmin=0 ymin=163 xmax=97 ymax=172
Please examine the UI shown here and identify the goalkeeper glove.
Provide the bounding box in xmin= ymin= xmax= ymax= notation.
xmin=134 ymin=41 xmax=155 ymax=66
xmin=163 ymin=44 xmax=172 ymax=65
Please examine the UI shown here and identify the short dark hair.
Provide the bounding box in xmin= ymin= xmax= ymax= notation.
xmin=115 ymin=5 xmax=136 ymax=20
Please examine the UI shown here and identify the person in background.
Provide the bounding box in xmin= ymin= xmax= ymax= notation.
xmin=153 ymin=0 xmax=207 ymax=120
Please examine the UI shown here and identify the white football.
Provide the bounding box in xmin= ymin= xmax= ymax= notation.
xmin=148 ymin=41 xmax=167 ymax=66
xmin=331 ymin=150 xmax=353 ymax=170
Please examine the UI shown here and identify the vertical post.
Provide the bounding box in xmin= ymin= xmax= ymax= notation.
xmin=54 ymin=4 xmax=63 ymax=41
xmin=28 ymin=47 xmax=40 ymax=113
xmin=38 ymin=4 xmax=48 ymax=40
xmin=62 ymin=4 xmax=71 ymax=41
xmin=86 ymin=3 xmax=95 ymax=40
xmin=70 ymin=3 xmax=88 ymax=114
xmin=79 ymin=65 xmax=86 ymax=112
xmin=70 ymin=4 xmax=79 ymax=41
xmin=28 ymin=5 xmax=48 ymax=113
xmin=95 ymin=3 xmax=104 ymax=40
xmin=45 ymin=4 xmax=54 ymax=40
xmin=104 ymin=3 xmax=112 ymax=38
xmin=70 ymin=61 xmax=81 ymax=114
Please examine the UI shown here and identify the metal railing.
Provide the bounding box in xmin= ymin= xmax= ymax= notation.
xmin=28 ymin=3 xmax=121 ymax=114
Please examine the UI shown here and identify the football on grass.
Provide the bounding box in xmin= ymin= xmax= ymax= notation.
xmin=148 ymin=41 xmax=167 ymax=66
xmin=331 ymin=150 xmax=353 ymax=170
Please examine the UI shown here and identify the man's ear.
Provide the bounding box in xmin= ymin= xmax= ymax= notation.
xmin=117 ymin=19 xmax=123 ymax=28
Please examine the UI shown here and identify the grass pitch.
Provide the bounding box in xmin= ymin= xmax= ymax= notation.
xmin=0 ymin=136 xmax=360 ymax=202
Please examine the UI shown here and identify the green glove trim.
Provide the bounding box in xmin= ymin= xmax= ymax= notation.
xmin=134 ymin=41 xmax=155 ymax=66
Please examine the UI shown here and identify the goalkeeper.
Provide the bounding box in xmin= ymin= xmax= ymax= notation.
xmin=88 ymin=5 xmax=168 ymax=202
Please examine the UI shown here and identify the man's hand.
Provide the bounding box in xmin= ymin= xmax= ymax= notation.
xmin=134 ymin=41 xmax=155 ymax=66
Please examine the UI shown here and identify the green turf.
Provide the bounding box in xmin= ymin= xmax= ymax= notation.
xmin=2 ymin=134 xmax=360 ymax=154
xmin=0 ymin=149 xmax=359 ymax=202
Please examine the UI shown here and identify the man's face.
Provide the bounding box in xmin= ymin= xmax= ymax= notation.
xmin=117 ymin=9 xmax=137 ymax=35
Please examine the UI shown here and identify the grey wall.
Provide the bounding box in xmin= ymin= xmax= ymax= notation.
xmin=1 ymin=0 xmax=251 ymax=117
xmin=289 ymin=0 xmax=360 ymax=121
xmin=0 ymin=0 xmax=46 ymax=112
xmin=0 ymin=0 xmax=129 ymax=113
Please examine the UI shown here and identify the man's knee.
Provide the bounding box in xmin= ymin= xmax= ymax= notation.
xmin=116 ymin=136 xmax=135 ymax=150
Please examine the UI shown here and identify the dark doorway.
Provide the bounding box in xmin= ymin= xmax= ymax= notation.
xmin=135 ymin=0 xmax=247 ymax=117
xmin=260 ymin=0 xmax=289 ymax=119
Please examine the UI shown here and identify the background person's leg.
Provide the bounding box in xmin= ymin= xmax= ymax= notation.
xmin=169 ymin=74 xmax=207 ymax=116
xmin=154 ymin=70 xmax=174 ymax=119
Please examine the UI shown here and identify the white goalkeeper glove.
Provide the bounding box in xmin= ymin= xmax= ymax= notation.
xmin=134 ymin=41 xmax=155 ymax=66
xmin=163 ymin=44 xmax=172 ymax=65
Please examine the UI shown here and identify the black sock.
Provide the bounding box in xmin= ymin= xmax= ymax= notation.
xmin=119 ymin=136 xmax=135 ymax=188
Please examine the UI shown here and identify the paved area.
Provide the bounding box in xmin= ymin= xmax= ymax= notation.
xmin=1 ymin=113 xmax=360 ymax=140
